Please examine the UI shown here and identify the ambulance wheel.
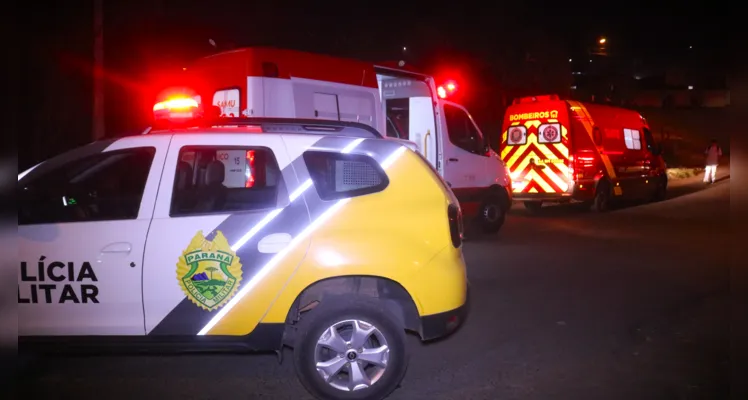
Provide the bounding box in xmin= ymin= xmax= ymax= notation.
xmin=523 ymin=201 xmax=543 ymax=212
xmin=593 ymin=180 xmax=612 ymax=212
xmin=293 ymin=297 xmax=408 ymax=400
xmin=479 ymin=195 xmax=506 ymax=233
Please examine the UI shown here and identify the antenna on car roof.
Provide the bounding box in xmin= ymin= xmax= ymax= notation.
xmin=141 ymin=127 xmax=152 ymax=135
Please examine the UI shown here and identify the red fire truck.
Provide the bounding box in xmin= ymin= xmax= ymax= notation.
xmin=500 ymin=94 xmax=667 ymax=212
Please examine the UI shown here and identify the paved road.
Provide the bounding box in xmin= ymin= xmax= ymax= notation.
xmin=18 ymin=178 xmax=730 ymax=400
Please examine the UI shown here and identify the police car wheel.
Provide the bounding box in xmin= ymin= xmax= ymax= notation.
xmin=293 ymin=297 xmax=408 ymax=400
xmin=479 ymin=195 xmax=506 ymax=233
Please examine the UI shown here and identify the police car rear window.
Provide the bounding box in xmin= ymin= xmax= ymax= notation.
xmin=303 ymin=151 xmax=388 ymax=201
xmin=170 ymin=146 xmax=283 ymax=216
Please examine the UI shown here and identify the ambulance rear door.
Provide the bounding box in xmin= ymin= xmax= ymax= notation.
xmin=375 ymin=67 xmax=441 ymax=174
xmin=501 ymin=98 xmax=572 ymax=197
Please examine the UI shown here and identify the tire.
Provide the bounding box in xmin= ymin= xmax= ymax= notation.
xmin=293 ymin=297 xmax=408 ymax=400
xmin=523 ymin=201 xmax=543 ymax=212
xmin=478 ymin=194 xmax=506 ymax=233
xmin=593 ymin=180 xmax=612 ymax=212
xmin=650 ymin=175 xmax=667 ymax=202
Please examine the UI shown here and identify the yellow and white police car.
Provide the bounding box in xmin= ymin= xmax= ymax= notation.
xmin=18 ymin=102 xmax=468 ymax=400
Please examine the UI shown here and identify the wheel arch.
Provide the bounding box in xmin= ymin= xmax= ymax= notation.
xmin=281 ymin=275 xmax=421 ymax=347
xmin=486 ymin=184 xmax=511 ymax=211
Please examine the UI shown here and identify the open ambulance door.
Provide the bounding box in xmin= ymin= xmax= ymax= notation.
xmin=375 ymin=67 xmax=441 ymax=174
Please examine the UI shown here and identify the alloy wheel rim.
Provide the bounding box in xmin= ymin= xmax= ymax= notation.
xmin=314 ymin=319 xmax=390 ymax=392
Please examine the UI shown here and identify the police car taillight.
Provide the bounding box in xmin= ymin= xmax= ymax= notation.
xmin=153 ymin=96 xmax=202 ymax=121
xmin=447 ymin=204 xmax=463 ymax=248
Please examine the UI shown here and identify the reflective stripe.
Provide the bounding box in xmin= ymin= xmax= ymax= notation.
xmin=566 ymin=100 xmax=617 ymax=180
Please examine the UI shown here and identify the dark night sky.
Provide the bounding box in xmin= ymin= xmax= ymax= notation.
xmin=21 ymin=1 xmax=729 ymax=169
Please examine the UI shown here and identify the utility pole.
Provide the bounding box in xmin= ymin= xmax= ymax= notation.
xmin=93 ymin=0 xmax=105 ymax=141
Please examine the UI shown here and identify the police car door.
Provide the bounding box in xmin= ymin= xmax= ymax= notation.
xmin=18 ymin=136 xmax=170 ymax=335
xmin=142 ymin=133 xmax=307 ymax=337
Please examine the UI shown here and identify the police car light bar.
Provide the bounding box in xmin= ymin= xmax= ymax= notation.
xmin=153 ymin=95 xmax=203 ymax=121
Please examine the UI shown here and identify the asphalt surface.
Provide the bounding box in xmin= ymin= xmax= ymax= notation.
xmin=18 ymin=175 xmax=731 ymax=400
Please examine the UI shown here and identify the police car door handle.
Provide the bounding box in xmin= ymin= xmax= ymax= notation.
xmin=100 ymin=242 xmax=132 ymax=254
xmin=448 ymin=158 xmax=459 ymax=162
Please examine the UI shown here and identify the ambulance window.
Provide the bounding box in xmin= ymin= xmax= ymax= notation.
xmin=444 ymin=104 xmax=484 ymax=155
xmin=623 ymin=129 xmax=642 ymax=150
xmin=18 ymin=147 xmax=156 ymax=225
xmin=385 ymin=98 xmax=410 ymax=139
xmin=170 ymin=146 xmax=282 ymax=216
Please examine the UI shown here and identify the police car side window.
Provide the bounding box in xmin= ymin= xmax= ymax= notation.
xmin=18 ymin=148 xmax=156 ymax=225
xmin=444 ymin=104 xmax=483 ymax=155
xmin=170 ymin=146 xmax=282 ymax=216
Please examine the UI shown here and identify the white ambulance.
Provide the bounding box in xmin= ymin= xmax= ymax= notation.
xmin=172 ymin=47 xmax=511 ymax=232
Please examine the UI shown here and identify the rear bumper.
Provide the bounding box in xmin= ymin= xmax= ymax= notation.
xmin=419 ymin=286 xmax=469 ymax=341
xmin=511 ymin=181 xmax=596 ymax=202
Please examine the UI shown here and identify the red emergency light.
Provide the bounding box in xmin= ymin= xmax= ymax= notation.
xmin=437 ymin=80 xmax=459 ymax=99
xmin=153 ymin=95 xmax=203 ymax=121
xmin=152 ymin=86 xmax=206 ymax=125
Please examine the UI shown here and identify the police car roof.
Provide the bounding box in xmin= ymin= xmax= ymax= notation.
xmin=148 ymin=117 xmax=383 ymax=139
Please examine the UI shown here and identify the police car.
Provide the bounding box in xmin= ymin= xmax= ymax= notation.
xmin=18 ymin=98 xmax=468 ymax=400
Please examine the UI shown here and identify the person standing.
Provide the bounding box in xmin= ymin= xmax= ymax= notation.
xmin=703 ymin=139 xmax=723 ymax=184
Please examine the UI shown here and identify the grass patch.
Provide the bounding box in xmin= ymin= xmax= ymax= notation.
xmin=667 ymin=167 xmax=702 ymax=180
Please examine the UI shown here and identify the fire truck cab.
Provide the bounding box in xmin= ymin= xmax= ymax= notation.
xmin=500 ymin=95 xmax=667 ymax=212
xmin=175 ymin=47 xmax=511 ymax=232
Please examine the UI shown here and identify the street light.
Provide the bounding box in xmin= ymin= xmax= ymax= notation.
xmin=598 ymin=37 xmax=607 ymax=45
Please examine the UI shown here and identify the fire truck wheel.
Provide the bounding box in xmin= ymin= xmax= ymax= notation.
xmin=593 ymin=180 xmax=612 ymax=212
xmin=651 ymin=175 xmax=668 ymax=202
xmin=478 ymin=195 xmax=506 ymax=233
xmin=523 ymin=201 xmax=543 ymax=212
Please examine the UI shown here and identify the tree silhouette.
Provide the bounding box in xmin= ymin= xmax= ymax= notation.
xmin=205 ymin=266 xmax=218 ymax=280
